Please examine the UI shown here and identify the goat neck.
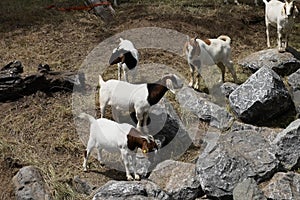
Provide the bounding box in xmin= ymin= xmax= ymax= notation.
xmin=146 ymin=78 xmax=169 ymax=106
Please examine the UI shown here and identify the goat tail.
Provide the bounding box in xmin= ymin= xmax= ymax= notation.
xmin=217 ymin=35 xmax=231 ymax=44
xmin=78 ymin=113 xmax=96 ymax=123
xmin=262 ymin=0 xmax=268 ymax=5
xmin=99 ymin=74 xmax=105 ymax=86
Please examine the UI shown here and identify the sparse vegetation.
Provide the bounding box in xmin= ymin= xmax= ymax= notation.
xmin=0 ymin=0 xmax=299 ymax=199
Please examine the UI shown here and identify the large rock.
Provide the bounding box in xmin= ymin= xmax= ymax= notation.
xmin=288 ymin=69 xmax=300 ymax=116
xmin=149 ymin=160 xmax=203 ymax=199
xmin=229 ymin=67 xmax=294 ymax=124
xmin=196 ymin=130 xmax=279 ymax=199
xmin=238 ymin=48 xmax=300 ymax=76
xmin=272 ymin=119 xmax=300 ymax=170
xmin=92 ymin=180 xmax=170 ymax=200
xmin=233 ymin=178 xmax=267 ymax=200
xmin=177 ymin=87 xmax=234 ymax=130
xmin=288 ymin=68 xmax=300 ymax=92
xmin=230 ymin=121 xmax=281 ymax=143
xmin=12 ymin=166 xmax=52 ymax=200
xmin=260 ymin=172 xmax=300 ymax=200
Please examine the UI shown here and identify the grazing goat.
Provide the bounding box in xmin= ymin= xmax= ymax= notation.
xmin=184 ymin=35 xmax=238 ymax=90
xmin=79 ymin=113 xmax=158 ymax=181
xmin=224 ymin=0 xmax=258 ymax=6
xmin=263 ymin=0 xmax=299 ymax=52
xmin=109 ymin=38 xmax=139 ymax=82
xmin=98 ymin=74 xmax=183 ymax=132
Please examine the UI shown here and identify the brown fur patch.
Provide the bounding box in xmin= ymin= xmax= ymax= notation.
xmin=203 ymin=39 xmax=211 ymax=45
xmin=127 ymin=128 xmax=157 ymax=153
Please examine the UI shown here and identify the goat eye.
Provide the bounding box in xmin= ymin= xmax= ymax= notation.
xmin=142 ymin=149 xmax=147 ymax=153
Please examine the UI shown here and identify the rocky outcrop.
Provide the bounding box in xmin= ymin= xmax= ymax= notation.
xmin=229 ymin=67 xmax=294 ymax=124
xmin=177 ymin=87 xmax=234 ymax=130
xmin=238 ymin=48 xmax=300 ymax=76
xmin=260 ymin=172 xmax=300 ymax=200
xmin=92 ymin=180 xmax=170 ymax=200
xmin=196 ymin=130 xmax=279 ymax=199
xmin=233 ymin=178 xmax=267 ymax=200
xmin=288 ymin=69 xmax=300 ymax=116
xmin=272 ymin=119 xmax=300 ymax=170
xmin=149 ymin=160 xmax=203 ymax=199
xmin=12 ymin=166 xmax=52 ymax=200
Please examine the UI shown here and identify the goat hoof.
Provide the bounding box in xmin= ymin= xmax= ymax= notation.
xmin=134 ymin=174 xmax=141 ymax=181
xmin=188 ymin=82 xmax=193 ymax=87
xmin=127 ymin=175 xmax=134 ymax=181
xmin=83 ymin=168 xmax=88 ymax=172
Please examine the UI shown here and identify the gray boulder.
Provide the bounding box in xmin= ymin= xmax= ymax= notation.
xmin=238 ymin=48 xmax=300 ymax=76
xmin=233 ymin=178 xmax=267 ymax=200
xmin=12 ymin=166 xmax=52 ymax=200
xmin=288 ymin=68 xmax=300 ymax=92
xmin=260 ymin=172 xmax=300 ymax=200
xmin=196 ymin=130 xmax=279 ymax=199
xmin=288 ymin=69 xmax=300 ymax=116
xmin=149 ymin=160 xmax=203 ymax=200
xmin=229 ymin=67 xmax=294 ymax=124
xmin=272 ymin=119 xmax=300 ymax=170
xmin=177 ymin=87 xmax=234 ymax=130
xmin=92 ymin=180 xmax=170 ymax=200
xmin=230 ymin=121 xmax=282 ymax=143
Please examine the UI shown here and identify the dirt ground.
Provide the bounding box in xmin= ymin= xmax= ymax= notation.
xmin=0 ymin=0 xmax=299 ymax=199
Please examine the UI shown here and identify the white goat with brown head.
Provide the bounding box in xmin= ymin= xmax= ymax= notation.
xmin=109 ymin=38 xmax=139 ymax=82
xmin=79 ymin=113 xmax=158 ymax=181
xmin=98 ymin=74 xmax=183 ymax=132
xmin=184 ymin=35 xmax=238 ymax=90
xmin=263 ymin=0 xmax=299 ymax=52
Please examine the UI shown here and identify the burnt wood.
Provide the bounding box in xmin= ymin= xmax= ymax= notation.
xmin=0 ymin=61 xmax=86 ymax=102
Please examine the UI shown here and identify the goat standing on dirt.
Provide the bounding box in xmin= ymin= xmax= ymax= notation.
xmin=109 ymin=38 xmax=139 ymax=82
xmin=98 ymin=74 xmax=183 ymax=132
xmin=184 ymin=35 xmax=238 ymax=90
xmin=263 ymin=0 xmax=299 ymax=52
xmin=79 ymin=113 xmax=158 ymax=181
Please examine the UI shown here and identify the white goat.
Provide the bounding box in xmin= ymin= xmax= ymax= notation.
xmin=224 ymin=0 xmax=258 ymax=6
xmin=184 ymin=35 xmax=238 ymax=90
xmin=98 ymin=74 xmax=183 ymax=132
xmin=109 ymin=38 xmax=139 ymax=82
xmin=263 ymin=0 xmax=299 ymax=52
xmin=79 ymin=113 xmax=158 ymax=181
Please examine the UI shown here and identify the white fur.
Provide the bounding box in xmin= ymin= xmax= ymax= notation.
xmin=79 ymin=113 xmax=153 ymax=181
xmin=185 ymin=35 xmax=238 ymax=90
xmin=263 ymin=0 xmax=299 ymax=52
xmin=112 ymin=38 xmax=139 ymax=82
xmin=98 ymin=74 xmax=183 ymax=132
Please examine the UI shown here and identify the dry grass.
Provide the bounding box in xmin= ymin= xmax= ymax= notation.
xmin=0 ymin=0 xmax=299 ymax=199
